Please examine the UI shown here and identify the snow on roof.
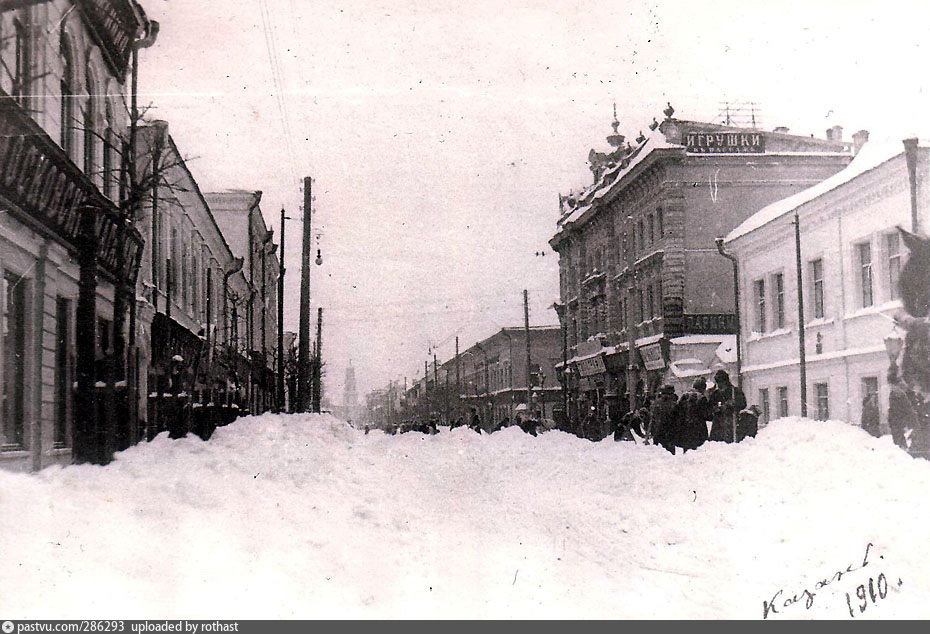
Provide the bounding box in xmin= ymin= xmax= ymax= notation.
xmin=725 ymin=140 xmax=923 ymax=243
xmin=557 ymin=131 xmax=680 ymax=228
xmin=715 ymin=336 xmax=738 ymax=364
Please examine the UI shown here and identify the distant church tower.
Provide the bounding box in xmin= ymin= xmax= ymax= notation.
xmin=344 ymin=363 xmax=358 ymax=420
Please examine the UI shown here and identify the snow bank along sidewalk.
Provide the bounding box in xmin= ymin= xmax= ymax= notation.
xmin=2 ymin=413 xmax=930 ymax=619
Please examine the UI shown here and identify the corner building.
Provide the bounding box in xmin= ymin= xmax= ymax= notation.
xmin=550 ymin=108 xmax=855 ymax=424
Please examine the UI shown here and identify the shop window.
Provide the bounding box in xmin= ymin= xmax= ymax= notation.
xmin=2 ymin=272 xmax=27 ymax=450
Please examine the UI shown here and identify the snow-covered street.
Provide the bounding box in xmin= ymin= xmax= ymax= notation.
xmin=2 ymin=413 xmax=930 ymax=619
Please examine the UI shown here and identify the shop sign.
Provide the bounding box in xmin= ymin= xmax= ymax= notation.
xmin=576 ymin=354 xmax=606 ymax=377
xmin=639 ymin=343 xmax=666 ymax=371
xmin=684 ymin=313 xmax=737 ymax=334
xmin=685 ymin=132 xmax=764 ymax=154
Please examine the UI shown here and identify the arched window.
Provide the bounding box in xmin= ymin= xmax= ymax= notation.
xmin=12 ymin=17 xmax=30 ymax=106
xmin=83 ymin=64 xmax=98 ymax=179
xmin=103 ymin=98 xmax=115 ymax=199
xmin=60 ymin=32 xmax=75 ymax=154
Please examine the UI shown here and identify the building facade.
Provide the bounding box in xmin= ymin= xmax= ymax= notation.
xmin=551 ymin=106 xmax=855 ymax=426
xmin=135 ymin=121 xmax=268 ymax=438
xmin=367 ymin=326 xmax=564 ymax=431
xmin=724 ymin=137 xmax=929 ymax=430
xmin=1 ymin=0 xmax=155 ymax=471
xmin=205 ymin=190 xmax=280 ymax=414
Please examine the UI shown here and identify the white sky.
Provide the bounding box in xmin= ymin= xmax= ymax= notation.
xmin=139 ymin=0 xmax=930 ymax=399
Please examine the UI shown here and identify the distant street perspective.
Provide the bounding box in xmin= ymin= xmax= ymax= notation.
xmin=3 ymin=0 xmax=930 ymax=621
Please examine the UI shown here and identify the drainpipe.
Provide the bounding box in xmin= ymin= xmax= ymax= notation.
xmin=903 ymin=138 xmax=920 ymax=233
xmin=715 ymin=237 xmax=742 ymax=389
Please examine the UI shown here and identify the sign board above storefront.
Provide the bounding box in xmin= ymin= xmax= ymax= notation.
xmin=639 ymin=343 xmax=666 ymax=371
xmin=684 ymin=313 xmax=738 ymax=334
xmin=576 ymin=354 xmax=607 ymax=377
xmin=685 ymin=132 xmax=765 ymax=154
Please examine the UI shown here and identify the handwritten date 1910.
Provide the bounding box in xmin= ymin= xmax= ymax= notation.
xmin=845 ymin=573 xmax=902 ymax=618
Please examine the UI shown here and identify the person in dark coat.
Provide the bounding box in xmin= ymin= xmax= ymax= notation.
xmin=677 ymin=377 xmax=711 ymax=451
xmin=888 ymin=365 xmax=914 ymax=450
xmin=614 ymin=408 xmax=642 ymax=441
xmin=648 ymin=385 xmax=680 ymax=454
xmin=736 ymin=405 xmax=760 ymax=442
xmin=708 ymin=370 xmax=746 ymax=443
xmin=469 ymin=408 xmax=482 ymax=434
xmin=860 ymin=391 xmax=881 ymax=438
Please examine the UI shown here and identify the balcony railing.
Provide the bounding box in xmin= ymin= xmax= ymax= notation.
xmin=0 ymin=88 xmax=143 ymax=282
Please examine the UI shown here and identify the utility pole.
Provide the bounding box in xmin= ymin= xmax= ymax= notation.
xmin=794 ymin=213 xmax=808 ymax=418
xmin=313 ymin=307 xmax=323 ymax=413
xmin=455 ymin=336 xmax=461 ymax=415
xmin=561 ymin=318 xmax=568 ymax=423
xmin=297 ymin=177 xmax=312 ymax=412
xmin=524 ymin=289 xmax=533 ymax=417
xmin=277 ymin=207 xmax=287 ymax=412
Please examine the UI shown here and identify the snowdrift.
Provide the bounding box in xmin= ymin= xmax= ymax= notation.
xmin=2 ymin=414 xmax=930 ymax=619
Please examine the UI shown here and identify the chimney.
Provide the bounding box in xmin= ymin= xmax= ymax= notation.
xmin=774 ymin=126 xmax=789 ymax=134
xmin=852 ymin=130 xmax=870 ymax=155
xmin=826 ymin=125 xmax=844 ymax=142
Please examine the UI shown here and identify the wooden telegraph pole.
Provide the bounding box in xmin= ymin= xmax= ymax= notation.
xmin=312 ymin=307 xmax=323 ymax=413
xmin=524 ymin=289 xmax=533 ymax=417
xmin=276 ymin=207 xmax=287 ymax=411
xmin=297 ymin=177 xmax=313 ymax=412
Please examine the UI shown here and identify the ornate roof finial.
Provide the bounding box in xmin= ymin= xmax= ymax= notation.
xmin=611 ymin=101 xmax=620 ymax=133
xmin=648 ymin=117 xmax=659 ymax=131
xmin=636 ymin=131 xmax=646 ymax=144
xmin=663 ymin=102 xmax=675 ymax=119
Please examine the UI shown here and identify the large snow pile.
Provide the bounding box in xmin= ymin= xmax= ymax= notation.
xmin=3 ymin=414 xmax=930 ymax=619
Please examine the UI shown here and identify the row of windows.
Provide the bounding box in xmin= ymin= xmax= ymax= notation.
xmin=570 ymin=276 xmax=663 ymax=345
xmin=756 ymin=383 xmax=832 ymax=424
xmin=751 ymin=232 xmax=902 ymax=333
xmin=562 ymin=208 xmax=666 ymax=295
xmin=757 ymin=377 xmax=880 ymax=426
xmin=1 ymin=11 xmax=124 ymax=200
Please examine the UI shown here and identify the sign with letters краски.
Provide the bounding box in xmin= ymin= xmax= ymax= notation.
xmin=685 ymin=131 xmax=765 ymax=154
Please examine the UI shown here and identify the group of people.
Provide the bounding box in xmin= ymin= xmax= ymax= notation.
xmin=378 ymin=411 xmax=546 ymax=437
xmin=372 ymin=370 xmax=760 ymax=454
xmin=614 ymin=370 xmax=760 ymax=454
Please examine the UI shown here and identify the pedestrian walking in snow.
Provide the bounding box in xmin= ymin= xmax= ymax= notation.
xmin=648 ymin=385 xmax=680 ymax=454
xmin=677 ymin=377 xmax=710 ymax=451
xmin=708 ymin=370 xmax=746 ymax=443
